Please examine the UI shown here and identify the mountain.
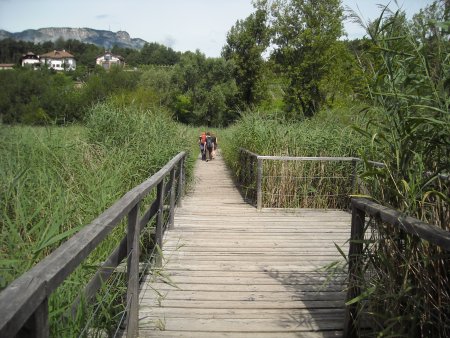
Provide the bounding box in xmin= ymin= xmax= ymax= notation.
xmin=0 ymin=27 xmax=147 ymax=50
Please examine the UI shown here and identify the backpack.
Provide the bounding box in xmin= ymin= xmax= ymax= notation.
xmin=206 ymin=136 xmax=213 ymax=148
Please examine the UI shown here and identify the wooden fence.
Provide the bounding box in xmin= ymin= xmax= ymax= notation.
xmin=0 ymin=152 xmax=186 ymax=338
xmin=344 ymin=198 xmax=450 ymax=337
xmin=238 ymin=148 xmax=383 ymax=210
xmin=237 ymin=148 xmax=449 ymax=336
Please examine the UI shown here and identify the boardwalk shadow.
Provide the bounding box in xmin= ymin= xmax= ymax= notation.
xmin=264 ymin=265 xmax=347 ymax=334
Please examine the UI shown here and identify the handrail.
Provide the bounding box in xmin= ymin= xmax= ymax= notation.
xmin=238 ymin=148 xmax=384 ymax=210
xmin=240 ymin=148 xmax=385 ymax=166
xmin=343 ymin=197 xmax=450 ymax=337
xmin=0 ymin=151 xmax=186 ymax=338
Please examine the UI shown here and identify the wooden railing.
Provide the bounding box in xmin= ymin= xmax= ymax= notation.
xmin=344 ymin=198 xmax=450 ymax=337
xmin=238 ymin=148 xmax=383 ymax=210
xmin=0 ymin=152 xmax=186 ymax=338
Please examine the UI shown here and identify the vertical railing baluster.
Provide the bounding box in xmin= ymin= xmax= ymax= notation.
xmin=178 ymin=156 xmax=184 ymax=208
xmin=343 ymin=201 xmax=366 ymax=338
xmin=256 ymin=157 xmax=263 ymax=211
xmin=168 ymin=167 xmax=177 ymax=230
xmin=240 ymin=150 xmax=246 ymax=190
xmin=126 ymin=202 xmax=140 ymax=338
xmin=351 ymin=159 xmax=357 ymax=194
xmin=155 ymin=180 xmax=165 ymax=267
xmin=22 ymin=296 xmax=49 ymax=338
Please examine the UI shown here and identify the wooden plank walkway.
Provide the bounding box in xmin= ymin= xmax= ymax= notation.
xmin=138 ymin=151 xmax=351 ymax=337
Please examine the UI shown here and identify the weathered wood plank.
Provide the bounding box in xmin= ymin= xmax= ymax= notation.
xmin=138 ymin=330 xmax=343 ymax=338
xmin=139 ymin=317 xmax=345 ymax=331
xmin=140 ymin=307 xmax=345 ymax=318
xmin=137 ymin=151 xmax=350 ymax=336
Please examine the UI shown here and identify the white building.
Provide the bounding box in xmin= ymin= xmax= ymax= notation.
xmin=40 ymin=50 xmax=76 ymax=71
xmin=21 ymin=52 xmax=40 ymax=68
xmin=96 ymin=51 xmax=125 ymax=70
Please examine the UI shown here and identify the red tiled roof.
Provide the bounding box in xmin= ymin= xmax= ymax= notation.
xmin=40 ymin=50 xmax=74 ymax=58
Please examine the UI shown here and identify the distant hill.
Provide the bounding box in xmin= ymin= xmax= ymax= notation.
xmin=0 ymin=27 xmax=147 ymax=50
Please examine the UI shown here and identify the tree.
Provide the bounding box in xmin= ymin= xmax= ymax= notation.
xmin=270 ymin=0 xmax=344 ymax=118
xmin=222 ymin=3 xmax=270 ymax=108
xmin=139 ymin=42 xmax=180 ymax=66
xmin=170 ymin=51 xmax=238 ymax=126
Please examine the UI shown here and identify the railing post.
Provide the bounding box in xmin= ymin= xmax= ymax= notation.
xmin=155 ymin=179 xmax=166 ymax=267
xmin=126 ymin=202 xmax=140 ymax=338
xmin=177 ymin=156 xmax=184 ymax=208
xmin=168 ymin=167 xmax=177 ymax=230
xmin=240 ymin=150 xmax=246 ymax=188
xmin=256 ymin=157 xmax=263 ymax=211
xmin=351 ymin=159 xmax=357 ymax=194
xmin=343 ymin=200 xmax=366 ymax=338
xmin=23 ymin=297 xmax=49 ymax=338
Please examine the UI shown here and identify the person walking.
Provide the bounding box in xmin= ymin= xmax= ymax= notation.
xmin=199 ymin=131 xmax=206 ymax=161
xmin=211 ymin=133 xmax=218 ymax=159
xmin=205 ymin=132 xmax=214 ymax=162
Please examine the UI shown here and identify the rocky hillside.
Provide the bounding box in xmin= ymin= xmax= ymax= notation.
xmin=0 ymin=27 xmax=147 ymax=49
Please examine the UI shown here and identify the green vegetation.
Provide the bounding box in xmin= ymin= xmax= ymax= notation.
xmin=0 ymin=38 xmax=179 ymax=68
xmin=0 ymin=66 xmax=140 ymax=124
xmin=222 ymin=4 xmax=269 ymax=108
xmin=0 ymin=0 xmax=448 ymax=336
xmin=219 ymin=1 xmax=449 ymax=336
xmin=0 ymin=97 xmax=197 ymax=334
xmin=221 ymin=108 xmax=367 ymax=208
xmin=342 ymin=3 xmax=449 ymax=336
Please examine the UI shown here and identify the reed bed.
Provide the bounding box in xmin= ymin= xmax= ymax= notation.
xmin=350 ymin=214 xmax=449 ymax=337
xmin=342 ymin=5 xmax=449 ymax=336
xmin=0 ymin=101 xmax=197 ymax=336
xmin=261 ymin=160 xmax=355 ymax=209
xmin=222 ymin=110 xmax=366 ymax=209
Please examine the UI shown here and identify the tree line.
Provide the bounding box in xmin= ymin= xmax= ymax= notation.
xmin=0 ymin=38 xmax=180 ymax=68
xmin=0 ymin=0 xmax=447 ymax=127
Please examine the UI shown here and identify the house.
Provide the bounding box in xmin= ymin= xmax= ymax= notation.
xmin=0 ymin=64 xmax=15 ymax=70
xmin=40 ymin=50 xmax=76 ymax=71
xmin=21 ymin=52 xmax=40 ymax=68
xmin=96 ymin=51 xmax=125 ymax=70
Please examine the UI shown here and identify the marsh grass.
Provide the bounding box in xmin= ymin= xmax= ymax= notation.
xmin=261 ymin=160 xmax=355 ymax=208
xmin=347 ymin=216 xmax=450 ymax=337
xmin=343 ymin=3 xmax=450 ymax=336
xmin=221 ymin=110 xmax=366 ymax=209
xmin=0 ymin=100 xmax=198 ymax=335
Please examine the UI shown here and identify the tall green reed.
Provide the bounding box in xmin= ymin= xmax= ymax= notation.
xmin=221 ymin=109 xmax=366 ymax=208
xmin=346 ymin=3 xmax=449 ymax=336
xmin=0 ymin=99 xmax=198 ymax=335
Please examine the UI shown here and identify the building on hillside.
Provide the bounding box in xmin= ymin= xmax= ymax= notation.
xmin=0 ymin=64 xmax=15 ymax=70
xmin=40 ymin=50 xmax=76 ymax=71
xmin=95 ymin=51 xmax=125 ymax=70
xmin=21 ymin=52 xmax=40 ymax=69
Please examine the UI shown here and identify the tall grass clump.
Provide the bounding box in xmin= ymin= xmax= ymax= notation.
xmin=0 ymin=99 xmax=197 ymax=335
xmin=221 ymin=109 xmax=367 ymax=208
xmin=345 ymin=2 xmax=449 ymax=336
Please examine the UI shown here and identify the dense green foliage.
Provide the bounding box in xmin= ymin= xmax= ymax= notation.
xmin=0 ymin=0 xmax=448 ymax=336
xmin=0 ymin=66 xmax=140 ymax=124
xmin=220 ymin=109 xmax=367 ymax=208
xmin=0 ymin=97 xmax=198 ymax=334
xmin=219 ymin=2 xmax=449 ymax=335
xmin=345 ymin=3 xmax=449 ymax=336
xmin=0 ymin=52 xmax=241 ymax=127
xmin=268 ymin=0 xmax=345 ymax=118
xmin=352 ymin=0 xmax=449 ymax=226
xmin=222 ymin=5 xmax=269 ymax=108
xmin=170 ymin=51 xmax=239 ymax=126
xmin=0 ymin=38 xmax=180 ymax=68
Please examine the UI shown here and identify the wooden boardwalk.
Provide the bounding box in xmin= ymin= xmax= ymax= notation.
xmin=138 ymin=151 xmax=351 ymax=337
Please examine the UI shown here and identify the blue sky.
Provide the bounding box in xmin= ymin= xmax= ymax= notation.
xmin=0 ymin=0 xmax=434 ymax=57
